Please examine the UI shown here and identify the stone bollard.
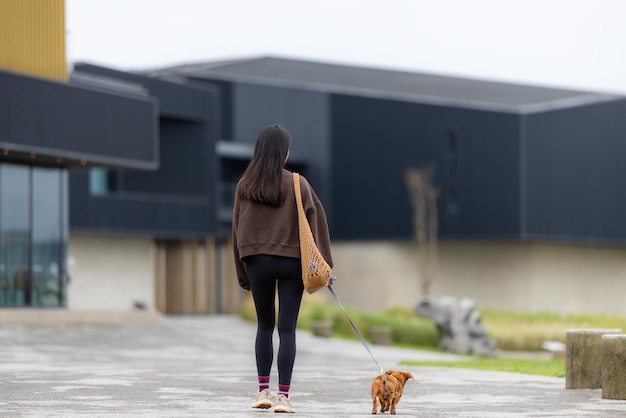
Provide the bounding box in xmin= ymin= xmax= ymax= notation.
xmin=565 ymin=328 xmax=622 ymax=389
xmin=602 ymin=334 xmax=626 ymax=400
xmin=310 ymin=320 xmax=333 ymax=338
xmin=369 ymin=326 xmax=392 ymax=345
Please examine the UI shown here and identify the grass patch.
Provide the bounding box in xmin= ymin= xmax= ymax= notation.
xmin=480 ymin=309 xmax=626 ymax=351
xmin=239 ymin=295 xmax=626 ymax=352
xmin=402 ymin=357 xmax=566 ymax=378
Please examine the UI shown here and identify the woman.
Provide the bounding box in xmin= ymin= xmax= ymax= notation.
xmin=232 ymin=124 xmax=333 ymax=413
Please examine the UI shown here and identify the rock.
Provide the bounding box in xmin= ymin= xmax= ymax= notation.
xmin=415 ymin=296 xmax=497 ymax=356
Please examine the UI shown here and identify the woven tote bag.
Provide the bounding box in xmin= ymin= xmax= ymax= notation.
xmin=293 ymin=173 xmax=332 ymax=294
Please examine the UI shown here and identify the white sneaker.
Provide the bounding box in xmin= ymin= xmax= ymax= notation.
xmin=274 ymin=394 xmax=294 ymax=413
xmin=251 ymin=388 xmax=272 ymax=409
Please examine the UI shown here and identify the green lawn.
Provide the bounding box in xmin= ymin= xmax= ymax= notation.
xmin=480 ymin=309 xmax=626 ymax=351
xmin=402 ymin=357 xmax=566 ymax=377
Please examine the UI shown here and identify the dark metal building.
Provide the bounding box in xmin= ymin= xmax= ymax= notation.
xmin=157 ymin=56 xmax=626 ymax=245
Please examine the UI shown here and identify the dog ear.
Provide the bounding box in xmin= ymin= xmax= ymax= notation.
xmin=406 ymin=372 xmax=419 ymax=383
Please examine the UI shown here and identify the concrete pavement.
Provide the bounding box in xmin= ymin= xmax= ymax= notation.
xmin=1 ymin=315 xmax=625 ymax=417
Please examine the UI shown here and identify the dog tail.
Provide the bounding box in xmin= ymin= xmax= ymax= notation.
xmin=382 ymin=374 xmax=391 ymax=393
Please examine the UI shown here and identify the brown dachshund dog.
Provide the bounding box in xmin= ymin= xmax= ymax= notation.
xmin=371 ymin=369 xmax=418 ymax=414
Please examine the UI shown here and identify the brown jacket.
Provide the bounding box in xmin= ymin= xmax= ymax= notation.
xmin=232 ymin=169 xmax=333 ymax=290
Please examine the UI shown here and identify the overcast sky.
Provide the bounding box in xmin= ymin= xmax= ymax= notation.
xmin=66 ymin=0 xmax=626 ymax=94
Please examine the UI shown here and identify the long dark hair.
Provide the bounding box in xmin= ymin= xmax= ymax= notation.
xmin=237 ymin=124 xmax=292 ymax=207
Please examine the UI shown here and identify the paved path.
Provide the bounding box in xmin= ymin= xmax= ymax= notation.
xmin=1 ymin=315 xmax=625 ymax=417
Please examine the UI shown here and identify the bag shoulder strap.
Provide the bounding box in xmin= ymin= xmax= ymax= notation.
xmin=293 ymin=172 xmax=306 ymax=219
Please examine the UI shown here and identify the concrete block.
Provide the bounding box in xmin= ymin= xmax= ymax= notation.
xmin=602 ymin=334 xmax=626 ymax=400
xmin=369 ymin=326 xmax=392 ymax=345
xmin=311 ymin=320 xmax=333 ymax=338
xmin=566 ymin=328 xmax=622 ymax=389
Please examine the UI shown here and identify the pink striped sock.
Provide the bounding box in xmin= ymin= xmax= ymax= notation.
xmin=278 ymin=384 xmax=290 ymax=398
xmin=258 ymin=375 xmax=270 ymax=392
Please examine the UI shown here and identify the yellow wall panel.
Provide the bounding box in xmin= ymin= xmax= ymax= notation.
xmin=0 ymin=0 xmax=67 ymax=81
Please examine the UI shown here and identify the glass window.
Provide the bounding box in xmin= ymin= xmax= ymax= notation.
xmin=0 ymin=164 xmax=31 ymax=306
xmin=33 ymin=167 xmax=66 ymax=307
xmin=0 ymin=163 xmax=68 ymax=308
xmin=89 ymin=168 xmax=108 ymax=195
xmin=60 ymin=169 xmax=68 ymax=306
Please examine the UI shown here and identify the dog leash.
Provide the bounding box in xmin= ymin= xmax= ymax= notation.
xmin=327 ymin=276 xmax=385 ymax=374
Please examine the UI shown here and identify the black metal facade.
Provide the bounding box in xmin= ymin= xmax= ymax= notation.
xmin=525 ymin=99 xmax=626 ymax=243
xmin=0 ymin=69 xmax=158 ymax=169
xmin=69 ymin=64 xmax=219 ymax=238
xmin=168 ymin=57 xmax=626 ymax=245
xmin=330 ymin=95 xmax=521 ymax=240
xmin=50 ymin=57 xmax=622 ymax=245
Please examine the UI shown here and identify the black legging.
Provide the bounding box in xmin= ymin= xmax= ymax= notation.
xmin=248 ymin=254 xmax=303 ymax=386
